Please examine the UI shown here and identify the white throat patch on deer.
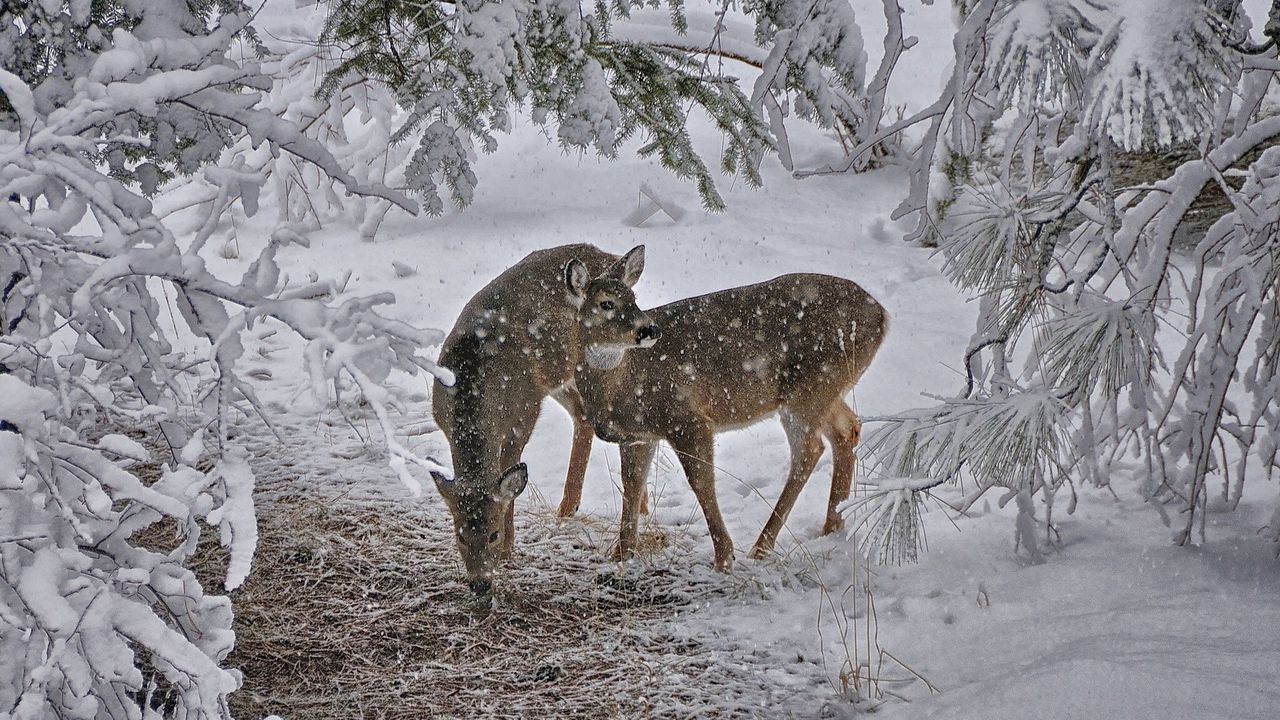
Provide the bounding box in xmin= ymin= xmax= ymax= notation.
xmin=585 ymin=343 xmax=631 ymax=369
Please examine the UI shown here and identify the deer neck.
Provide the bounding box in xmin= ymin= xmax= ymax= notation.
xmin=439 ymin=403 xmax=507 ymax=484
xmin=434 ymin=357 xmax=535 ymax=489
xmin=573 ymin=348 xmax=646 ymax=443
xmin=584 ymin=344 xmax=629 ymax=370
xmin=574 ymin=340 xmax=636 ymax=388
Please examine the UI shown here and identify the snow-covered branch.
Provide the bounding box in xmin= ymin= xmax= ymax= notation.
xmin=854 ymin=0 xmax=1280 ymax=561
xmin=1 ymin=3 xmax=446 ymax=715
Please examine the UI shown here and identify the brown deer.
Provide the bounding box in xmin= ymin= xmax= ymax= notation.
xmin=430 ymin=244 xmax=646 ymax=594
xmin=564 ymin=252 xmax=888 ymax=571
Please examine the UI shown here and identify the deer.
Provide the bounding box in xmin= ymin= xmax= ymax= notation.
xmin=563 ymin=249 xmax=888 ymax=571
xmin=430 ymin=244 xmax=648 ymax=595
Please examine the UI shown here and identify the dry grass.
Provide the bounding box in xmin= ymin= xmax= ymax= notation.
xmin=116 ymin=412 xmax=839 ymax=718
xmin=181 ymin=491 xmax=801 ymax=719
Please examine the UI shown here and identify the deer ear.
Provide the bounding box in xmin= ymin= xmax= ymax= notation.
xmin=430 ymin=470 xmax=458 ymax=510
xmin=431 ymin=470 xmax=455 ymax=491
xmin=564 ymin=259 xmax=588 ymax=308
xmin=496 ymin=463 xmax=528 ymax=500
xmin=607 ymin=245 xmax=645 ymax=288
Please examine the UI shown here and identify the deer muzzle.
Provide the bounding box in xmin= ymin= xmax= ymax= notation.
xmin=636 ymin=323 xmax=661 ymax=347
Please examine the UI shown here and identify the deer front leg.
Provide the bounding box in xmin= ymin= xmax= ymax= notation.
xmin=498 ymin=416 xmax=536 ymax=560
xmin=671 ymin=425 xmax=734 ymax=572
xmin=614 ymin=441 xmax=657 ymax=561
xmin=558 ymin=418 xmax=652 ymax=519
xmin=558 ymin=415 xmax=595 ymax=517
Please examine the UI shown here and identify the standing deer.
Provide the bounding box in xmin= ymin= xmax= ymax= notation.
xmin=431 ymin=244 xmax=647 ymax=595
xmin=564 ymin=251 xmax=887 ymax=570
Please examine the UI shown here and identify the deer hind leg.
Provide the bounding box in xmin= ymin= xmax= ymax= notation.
xmin=670 ymin=423 xmax=735 ymax=572
xmin=751 ymin=410 xmax=825 ymax=559
xmin=822 ymin=400 xmax=862 ymax=536
xmin=613 ymin=441 xmax=657 ymax=562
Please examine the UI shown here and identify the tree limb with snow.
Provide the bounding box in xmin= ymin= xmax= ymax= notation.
xmin=853 ymin=0 xmax=1280 ymax=560
xmin=320 ymin=0 xmax=882 ymax=211
xmin=1 ymin=2 xmax=448 ymax=715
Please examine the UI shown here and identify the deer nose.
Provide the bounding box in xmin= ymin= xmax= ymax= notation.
xmin=636 ymin=324 xmax=661 ymax=344
xmin=469 ymin=578 xmax=492 ymax=596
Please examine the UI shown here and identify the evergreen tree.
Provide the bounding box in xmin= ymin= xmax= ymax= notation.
xmin=319 ymin=0 xmax=870 ymax=211
xmin=0 ymin=0 xmax=266 ymax=193
xmin=854 ymin=0 xmax=1280 ymax=560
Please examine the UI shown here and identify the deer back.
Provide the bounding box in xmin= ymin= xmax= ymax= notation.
xmin=575 ymin=273 xmax=888 ymax=441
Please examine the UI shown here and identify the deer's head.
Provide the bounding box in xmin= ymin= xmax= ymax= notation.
xmin=430 ymin=462 xmax=527 ymax=596
xmin=564 ymin=245 xmax=660 ymax=369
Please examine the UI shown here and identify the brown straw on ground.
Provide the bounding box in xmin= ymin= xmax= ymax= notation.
xmin=183 ymin=490 xmax=805 ymax=719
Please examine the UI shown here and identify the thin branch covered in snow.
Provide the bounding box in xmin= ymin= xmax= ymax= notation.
xmin=856 ymin=0 xmax=1280 ymax=560
xmin=1 ymin=2 xmax=447 ymax=716
xmin=320 ymin=0 xmax=878 ymax=210
xmin=841 ymin=476 xmax=943 ymax=565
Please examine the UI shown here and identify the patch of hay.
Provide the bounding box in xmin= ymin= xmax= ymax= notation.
xmin=117 ymin=414 xmax=838 ymax=717
xmin=189 ymin=493 xmax=801 ymax=719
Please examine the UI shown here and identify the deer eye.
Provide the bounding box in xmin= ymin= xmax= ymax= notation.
xmin=599 ymin=300 xmax=615 ymax=311
xmin=488 ymin=531 xmax=500 ymax=544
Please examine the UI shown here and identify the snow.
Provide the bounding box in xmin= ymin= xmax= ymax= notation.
xmin=0 ymin=68 xmax=36 ymax=133
xmin=0 ymin=376 xmax=55 ymax=435
xmin=0 ymin=433 xmax=25 ymax=489
xmin=558 ymin=57 xmax=623 ymax=154
xmin=873 ymin=494 xmax=1280 ymax=720
xmin=205 ymin=449 xmax=259 ymax=591
xmin=1085 ymin=0 xmax=1237 ymax=150
xmin=97 ymin=434 xmax=150 ymax=461
xmin=193 ymin=86 xmax=1279 ymax=720
xmin=456 ymin=1 xmax=523 ymax=87
xmin=7 ymin=0 xmax=1278 ymax=715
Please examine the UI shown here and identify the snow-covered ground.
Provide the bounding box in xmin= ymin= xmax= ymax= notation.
xmin=176 ymin=1 xmax=1280 ymax=716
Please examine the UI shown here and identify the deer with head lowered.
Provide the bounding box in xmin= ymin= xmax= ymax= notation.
xmin=430 ymin=244 xmax=648 ymax=595
xmin=564 ymin=250 xmax=888 ymax=570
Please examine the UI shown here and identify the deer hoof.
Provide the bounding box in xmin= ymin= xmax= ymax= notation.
xmin=821 ymin=517 xmax=845 ymax=536
xmin=557 ymin=502 xmax=578 ymax=518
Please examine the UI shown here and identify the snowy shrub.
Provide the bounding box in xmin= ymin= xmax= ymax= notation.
xmin=746 ymin=0 xmax=867 ymax=167
xmin=984 ymin=0 xmax=1096 ymax=113
xmin=1 ymin=2 xmax=449 ymax=716
xmin=846 ymin=0 xmax=1280 ymax=558
xmin=797 ymin=0 xmax=1006 ymax=241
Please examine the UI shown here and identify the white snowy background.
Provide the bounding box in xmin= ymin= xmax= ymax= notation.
xmin=172 ymin=2 xmax=1280 ymax=718
xmin=9 ymin=0 xmax=1280 ymax=716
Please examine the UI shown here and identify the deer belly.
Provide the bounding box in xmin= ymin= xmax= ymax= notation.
xmin=591 ymin=417 xmax=651 ymax=444
xmin=584 ymin=400 xmax=665 ymax=444
xmin=697 ymin=375 xmax=784 ymax=428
